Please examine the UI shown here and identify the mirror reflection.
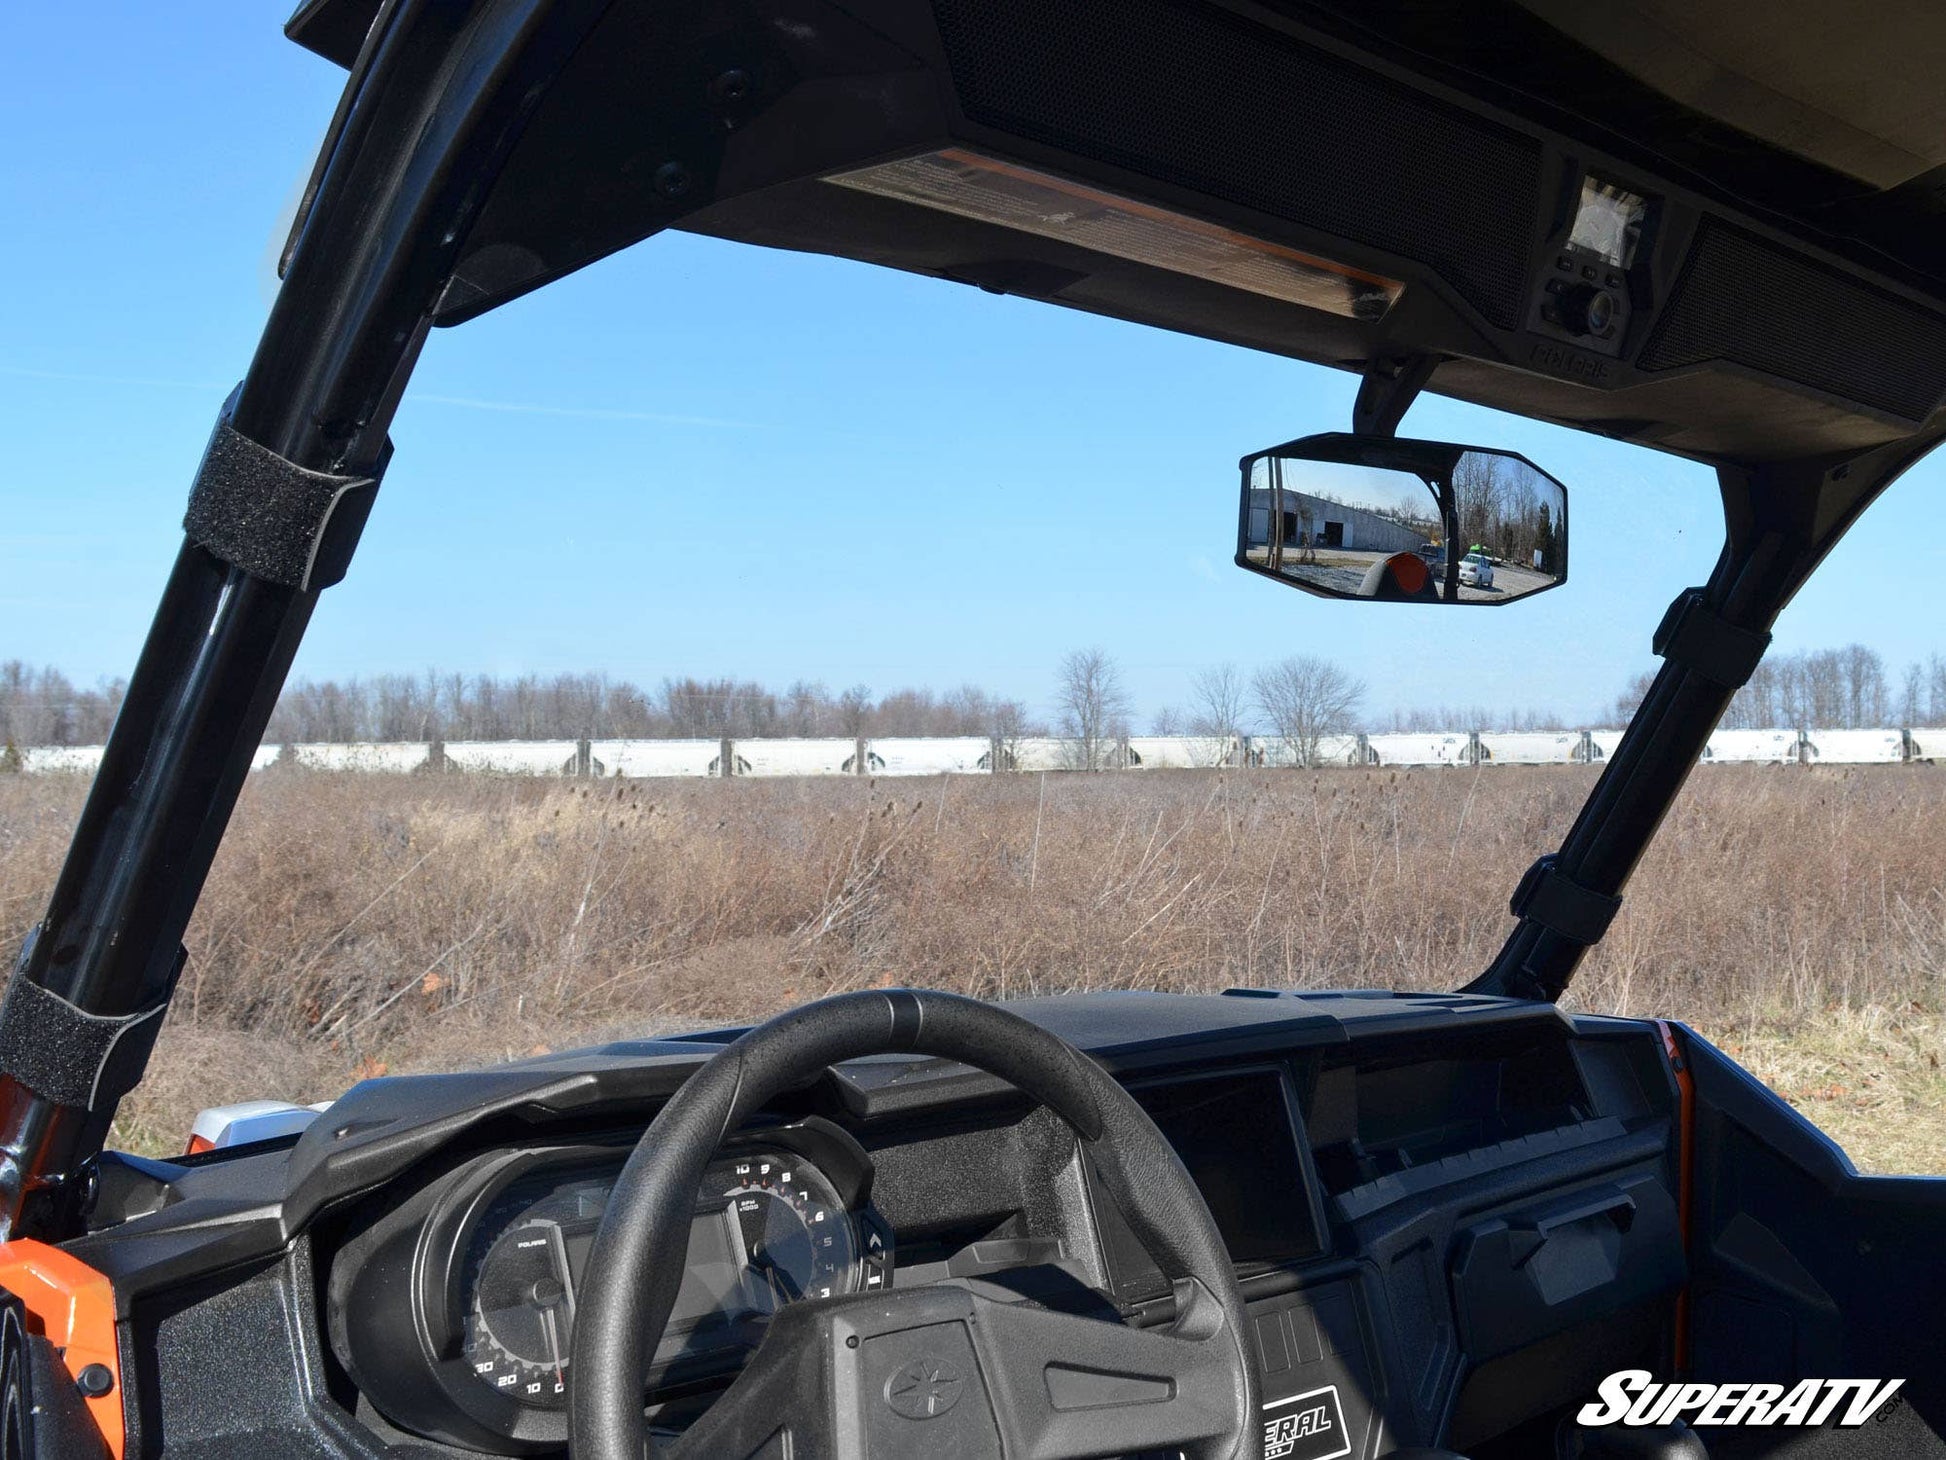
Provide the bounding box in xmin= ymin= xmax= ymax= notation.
xmin=1449 ymin=450 xmax=1567 ymax=602
xmin=1244 ymin=457 xmax=1442 ymax=599
xmin=1236 ymin=435 xmax=1567 ymax=605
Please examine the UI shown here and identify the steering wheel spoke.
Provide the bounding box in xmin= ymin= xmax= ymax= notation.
xmin=659 ymin=1280 xmax=1241 ymax=1460
xmin=970 ymin=1278 xmax=1244 ymax=1460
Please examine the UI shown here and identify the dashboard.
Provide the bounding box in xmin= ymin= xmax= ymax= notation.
xmin=72 ymin=989 xmax=1689 ymax=1458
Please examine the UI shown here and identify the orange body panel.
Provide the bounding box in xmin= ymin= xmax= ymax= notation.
xmin=0 ymin=1236 xmax=124 ymax=1457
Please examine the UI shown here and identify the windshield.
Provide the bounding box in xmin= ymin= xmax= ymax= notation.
xmin=7 ymin=10 xmax=1946 ymax=1175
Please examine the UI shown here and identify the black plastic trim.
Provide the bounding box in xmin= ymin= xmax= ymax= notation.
xmin=1652 ymin=587 xmax=1773 ymax=690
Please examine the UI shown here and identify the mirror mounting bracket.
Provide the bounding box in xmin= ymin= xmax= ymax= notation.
xmin=1651 ymin=589 xmax=1771 ymax=688
xmin=1351 ymin=353 xmax=1440 ymax=438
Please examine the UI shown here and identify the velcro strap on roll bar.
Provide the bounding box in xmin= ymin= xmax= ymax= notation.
xmin=182 ymin=398 xmax=383 ymax=592
xmin=0 ymin=948 xmax=182 ymax=1112
xmin=1510 ymin=855 xmax=1621 ymax=946
xmin=1653 ymin=589 xmax=1771 ymax=689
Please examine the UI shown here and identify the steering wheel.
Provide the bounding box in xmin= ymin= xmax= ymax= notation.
xmin=570 ymin=989 xmax=1261 ymax=1459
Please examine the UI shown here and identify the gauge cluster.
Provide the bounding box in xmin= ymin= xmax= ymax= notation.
xmin=326 ymin=1118 xmax=893 ymax=1453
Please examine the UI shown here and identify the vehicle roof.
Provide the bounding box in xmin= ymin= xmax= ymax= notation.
xmin=284 ymin=0 xmax=1946 ymax=472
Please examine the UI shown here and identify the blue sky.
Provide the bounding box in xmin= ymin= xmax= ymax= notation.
xmin=4 ymin=7 xmax=1940 ymax=728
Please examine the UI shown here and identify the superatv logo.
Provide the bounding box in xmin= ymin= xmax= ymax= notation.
xmin=1578 ymin=1370 xmax=1904 ymax=1428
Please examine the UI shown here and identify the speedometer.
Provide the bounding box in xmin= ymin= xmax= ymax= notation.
xmin=464 ymin=1210 xmax=580 ymax=1406
xmin=454 ymin=1146 xmax=863 ymax=1411
xmin=331 ymin=1118 xmax=893 ymax=1453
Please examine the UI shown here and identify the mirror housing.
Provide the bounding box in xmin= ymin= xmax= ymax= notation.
xmin=1235 ymin=433 xmax=1568 ymax=605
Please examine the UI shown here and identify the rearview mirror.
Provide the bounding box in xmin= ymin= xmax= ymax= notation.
xmin=1236 ymin=433 xmax=1567 ymax=605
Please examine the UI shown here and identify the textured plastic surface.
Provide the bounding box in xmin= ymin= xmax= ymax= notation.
xmin=1652 ymin=589 xmax=1772 ymax=690
xmin=1509 ymin=856 xmax=1623 ymax=947
xmin=929 ymin=0 xmax=1543 ymax=329
xmin=1682 ymin=1025 xmax=1946 ymax=1453
xmin=1639 ymin=217 xmax=1946 ymax=422
xmin=1450 ymin=1177 xmax=1685 ymax=1363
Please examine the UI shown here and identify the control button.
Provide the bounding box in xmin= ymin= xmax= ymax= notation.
xmin=1313 ymin=1292 xmax=1358 ymax=1359
xmin=1255 ymin=1315 xmax=1291 ymax=1373
xmin=1556 ymin=283 xmax=1615 ymax=337
xmin=1288 ymin=1306 xmax=1323 ymax=1366
xmin=1544 ymin=278 xmax=1566 ymax=295
xmin=1581 ymin=264 xmax=1597 ymax=280
xmin=1556 ymin=254 xmax=1574 ymax=271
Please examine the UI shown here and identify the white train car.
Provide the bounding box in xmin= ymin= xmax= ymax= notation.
xmin=289 ymin=742 xmax=433 ymax=773
xmin=1125 ymin=736 xmax=1236 ymax=769
xmin=1365 ymin=733 xmax=1473 ymax=767
xmin=1802 ymin=729 xmax=1906 ymax=764
xmin=1702 ymin=729 xmax=1801 ymax=764
xmin=734 ymin=738 xmax=857 ymax=777
xmin=1476 ymin=732 xmax=1582 ymax=766
xmin=1008 ymin=737 xmax=1081 ymax=772
xmin=1910 ymin=728 xmax=1946 ymax=763
xmin=443 ymin=740 xmax=579 ymax=775
xmin=19 ymin=745 xmax=106 ymax=775
xmin=869 ymin=737 xmax=993 ymax=775
xmin=1246 ymin=735 xmax=1365 ymax=767
xmin=591 ymin=739 xmax=721 ymax=778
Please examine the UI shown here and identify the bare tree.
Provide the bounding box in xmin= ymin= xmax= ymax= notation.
xmin=1924 ymin=652 xmax=1946 ymax=726
xmin=1055 ymin=648 xmax=1131 ymax=770
xmin=1841 ymin=644 xmax=1888 ymax=728
xmin=836 ymin=685 xmax=874 ymax=739
xmin=1608 ymin=668 xmax=1659 ymax=729
xmin=1726 ymin=644 xmax=1893 ymax=731
xmin=1252 ymin=656 xmax=1364 ymax=766
xmin=1188 ymin=663 xmax=1250 ymax=764
xmin=0 ymin=663 xmax=125 ymax=747
xmin=986 ymin=697 xmax=1031 ymax=771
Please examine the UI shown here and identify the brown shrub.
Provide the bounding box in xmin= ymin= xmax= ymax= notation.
xmin=4 ymin=763 xmax=1946 ymax=1154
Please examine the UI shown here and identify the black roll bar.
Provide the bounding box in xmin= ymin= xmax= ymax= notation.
xmin=0 ymin=0 xmax=614 ymax=1241
xmin=1471 ymin=433 xmax=1946 ymax=1001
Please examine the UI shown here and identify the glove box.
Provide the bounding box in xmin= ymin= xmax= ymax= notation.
xmin=1450 ymin=1171 xmax=1685 ymax=1363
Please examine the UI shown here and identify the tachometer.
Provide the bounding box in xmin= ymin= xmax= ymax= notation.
xmin=718 ymin=1151 xmax=857 ymax=1307
xmin=453 ymin=1144 xmax=865 ymax=1412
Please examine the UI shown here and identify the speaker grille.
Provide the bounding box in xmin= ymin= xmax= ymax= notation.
xmin=1640 ymin=220 xmax=1946 ymax=422
xmin=930 ymin=0 xmax=1542 ymax=329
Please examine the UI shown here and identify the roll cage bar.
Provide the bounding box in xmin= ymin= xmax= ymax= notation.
xmin=2 ymin=0 xmax=1942 ymax=1242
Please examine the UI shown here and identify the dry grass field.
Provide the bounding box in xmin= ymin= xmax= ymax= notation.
xmin=3 ymin=763 xmax=1944 ymax=1170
